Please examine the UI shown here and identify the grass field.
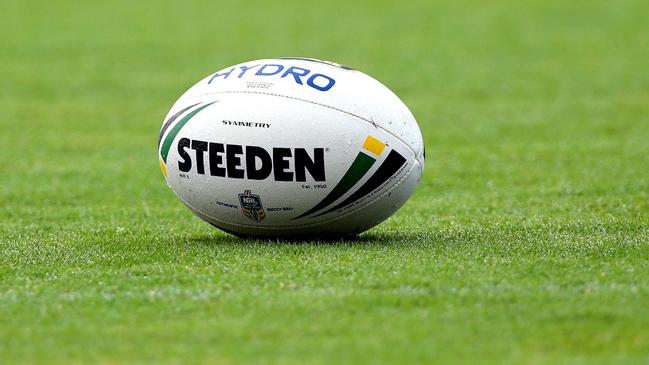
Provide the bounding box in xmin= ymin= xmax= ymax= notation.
xmin=1 ymin=0 xmax=648 ymax=363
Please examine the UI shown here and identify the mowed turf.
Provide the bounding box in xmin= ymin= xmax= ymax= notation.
xmin=1 ymin=0 xmax=648 ymax=363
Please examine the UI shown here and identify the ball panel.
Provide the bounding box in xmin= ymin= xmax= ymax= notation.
xmin=173 ymin=58 xmax=424 ymax=158
xmin=182 ymin=159 xmax=422 ymax=237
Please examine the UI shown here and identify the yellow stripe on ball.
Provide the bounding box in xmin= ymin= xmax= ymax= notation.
xmin=362 ymin=135 xmax=386 ymax=156
xmin=159 ymin=159 xmax=167 ymax=177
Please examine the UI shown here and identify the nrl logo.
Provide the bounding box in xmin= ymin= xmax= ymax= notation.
xmin=238 ymin=190 xmax=266 ymax=222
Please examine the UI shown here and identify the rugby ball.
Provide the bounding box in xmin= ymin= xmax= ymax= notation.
xmin=158 ymin=58 xmax=424 ymax=238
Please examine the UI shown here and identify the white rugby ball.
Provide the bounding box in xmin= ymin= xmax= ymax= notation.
xmin=158 ymin=58 xmax=424 ymax=238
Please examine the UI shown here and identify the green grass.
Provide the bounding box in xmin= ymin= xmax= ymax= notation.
xmin=1 ymin=0 xmax=648 ymax=363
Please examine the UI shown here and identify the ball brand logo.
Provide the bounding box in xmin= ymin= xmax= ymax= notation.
xmin=158 ymin=101 xmax=325 ymax=182
xmin=239 ymin=190 xmax=266 ymax=222
xmin=293 ymin=135 xmax=407 ymax=219
xmin=176 ymin=139 xmax=325 ymax=182
xmin=207 ymin=63 xmax=336 ymax=92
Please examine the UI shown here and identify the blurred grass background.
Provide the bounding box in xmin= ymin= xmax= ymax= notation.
xmin=1 ymin=0 xmax=648 ymax=364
